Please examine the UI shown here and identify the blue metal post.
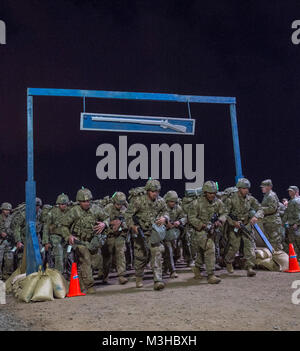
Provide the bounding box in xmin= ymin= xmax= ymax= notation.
xmin=26 ymin=94 xmax=42 ymax=275
xmin=230 ymin=103 xmax=243 ymax=183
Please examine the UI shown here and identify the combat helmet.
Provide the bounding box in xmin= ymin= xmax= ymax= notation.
xmin=164 ymin=190 xmax=179 ymax=202
xmin=76 ymin=187 xmax=93 ymax=202
xmin=56 ymin=193 xmax=70 ymax=205
xmin=236 ymin=178 xmax=251 ymax=189
xmin=0 ymin=202 xmax=12 ymax=211
xmin=145 ymin=179 xmax=161 ymax=192
xmin=184 ymin=189 xmax=196 ymax=197
xmin=112 ymin=192 xmax=127 ymax=205
xmin=36 ymin=197 xmax=43 ymax=206
xmin=202 ymin=181 xmax=218 ymax=193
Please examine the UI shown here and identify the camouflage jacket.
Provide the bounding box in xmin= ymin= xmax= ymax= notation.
xmin=278 ymin=202 xmax=287 ymax=218
xmin=189 ymin=195 xmax=227 ymax=231
xmin=181 ymin=196 xmax=197 ymax=216
xmin=0 ymin=213 xmax=12 ymax=244
xmin=104 ymin=202 xmax=128 ymax=236
xmin=166 ymin=203 xmax=187 ymax=226
xmin=225 ymin=191 xmax=264 ymax=226
xmin=42 ymin=206 xmax=70 ymax=244
xmin=13 ymin=208 xmax=42 ymax=243
xmin=261 ymin=190 xmax=282 ymax=225
xmin=282 ymin=197 xmax=300 ymax=226
xmin=60 ymin=204 xmax=110 ymax=242
xmin=125 ymin=194 xmax=169 ymax=233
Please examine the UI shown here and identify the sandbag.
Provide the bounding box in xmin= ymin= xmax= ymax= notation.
xmin=260 ymin=247 xmax=272 ymax=259
xmin=18 ymin=271 xmax=40 ymax=303
xmin=255 ymin=257 xmax=278 ymax=271
xmin=31 ymin=273 xmax=54 ymax=302
xmin=272 ymin=250 xmax=289 ymax=272
xmin=45 ymin=267 xmax=67 ymax=299
xmin=255 ymin=249 xmax=265 ymax=260
xmin=5 ymin=267 xmax=21 ymax=294
xmin=12 ymin=273 xmax=26 ymax=285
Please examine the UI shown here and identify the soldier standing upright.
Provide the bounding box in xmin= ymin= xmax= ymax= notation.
xmin=0 ymin=203 xmax=14 ymax=279
xmin=163 ymin=190 xmax=187 ymax=278
xmin=282 ymin=186 xmax=300 ymax=258
xmin=102 ymin=192 xmax=128 ymax=285
xmin=60 ymin=188 xmax=110 ymax=294
xmin=125 ymin=179 xmax=169 ymax=290
xmin=188 ymin=181 xmax=227 ymax=284
xmin=260 ymin=179 xmax=283 ymax=251
xmin=42 ymin=193 xmax=70 ymax=273
xmin=224 ymin=178 xmax=264 ymax=277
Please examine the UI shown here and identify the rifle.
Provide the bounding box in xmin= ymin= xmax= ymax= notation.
xmin=203 ymin=213 xmax=222 ymax=251
xmin=132 ymin=215 xmax=149 ymax=253
xmin=228 ymin=214 xmax=256 ymax=241
xmin=91 ymin=116 xmax=187 ymax=133
xmin=205 ymin=213 xmax=221 ymax=237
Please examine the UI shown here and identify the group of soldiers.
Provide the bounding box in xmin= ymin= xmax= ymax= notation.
xmin=0 ymin=178 xmax=299 ymax=294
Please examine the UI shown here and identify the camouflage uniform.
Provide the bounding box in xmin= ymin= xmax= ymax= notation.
xmin=0 ymin=203 xmax=14 ymax=279
xmin=125 ymin=180 xmax=169 ymax=290
xmin=282 ymin=186 xmax=300 ymax=257
xmin=42 ymin=194 xmax=69 ymax=273
xmin=163 ymin=191 xmax=187 ymax=277
xmin=102 ymin=192 xmax=128 ymax=284
xmin=189 ymin=181 xmax=227 ymax=283
xmin=180 ymin=189 xmax=197 ymax=265
xmin=224 ymin=179 xmax=264 ymax=274
xmin=260 ymin=180 xmax=283 ymax=251
xmin=60 ymin=188 xmax=110 ymax=291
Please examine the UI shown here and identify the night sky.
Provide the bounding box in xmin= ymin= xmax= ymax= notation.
xmin=0 ymin=0 xmax=299 ymax=207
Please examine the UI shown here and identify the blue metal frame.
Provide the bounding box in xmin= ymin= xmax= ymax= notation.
xmin=26 ymin=88 xmax=244 ymax=273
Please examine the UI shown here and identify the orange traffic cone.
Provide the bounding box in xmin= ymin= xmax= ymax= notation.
xmin=67 ymin=263 xmax=86 ymax=297
xmin=284 ymin=244 xmax=300 ymax=273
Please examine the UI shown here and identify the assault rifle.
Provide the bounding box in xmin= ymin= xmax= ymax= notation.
xmin=229 ymin=214 xmax=256 ymax=241
xmin=132 ymin=215 xmax=149 ymax=253
xmin=205 ymin=213 xmax=221 ymax=237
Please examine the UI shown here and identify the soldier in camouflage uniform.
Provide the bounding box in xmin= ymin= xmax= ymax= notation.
xmin=188 ymin=181 xmax=227 ymax=284
xmin=260 ymin=179 xmax=283 ymax=251
xmin=282 ymin=186 xmax=300 ymax=258
xmin=224 ymin=178 xmax=264 ymax=277
xmin=181 ymin=189 xmax=198 ymax=266
xmin=13 ymin=198 xmax=43 ymax=268
xmin=0 ymin=203 xmax=14 ymax=280
xmin=163 ymin=191 xmax=187 ymax=278
xmin=60 ymin=188 xmax=110 ymax=294
xmin=125 ymin=179 xmax=169 ymax=290
xmin=101 ymin=192 xmax=128 ymax=285
xmin=42 ymin=193 xmax=70 ymax=273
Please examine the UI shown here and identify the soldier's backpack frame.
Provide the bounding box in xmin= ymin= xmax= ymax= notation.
xmin=25 ymin=88 xmax=244 ymax=274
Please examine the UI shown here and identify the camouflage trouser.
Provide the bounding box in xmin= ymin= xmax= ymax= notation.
xmin=182 ymin=228 xmax=193 ymax=263
xmin=163 ymin=240 xmax=176 ymax=273
xmin=0 ymin=240 xmax=14 ymax=280
xmin=134 ymin=233 xmax=164 ymax=282
xmin=225 ymin=229 xmax=256 ymax=269
xmin=91 ymin=249 xmax=103 ymax=275
xmin=102 ymin=235 xmax=126 ymax=278
xmin=75 ymin=245 xmax=94 ymax=290
xmin=286 ymin=226 xmax=300 ymax=258
xmin=263 ymin=222 xmax=283 ymax=251
xmin=49 ymin=234 xmax=65 ymax=273
xmin=191 ymin=231 xmax=215 ymax=275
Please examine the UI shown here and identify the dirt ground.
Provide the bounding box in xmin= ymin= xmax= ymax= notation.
xmin=1 ymin=263 xmax=300 ymax=331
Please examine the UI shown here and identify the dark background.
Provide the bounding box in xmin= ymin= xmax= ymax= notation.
xmin=0 ymin=0 xmax=299 ymax=206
